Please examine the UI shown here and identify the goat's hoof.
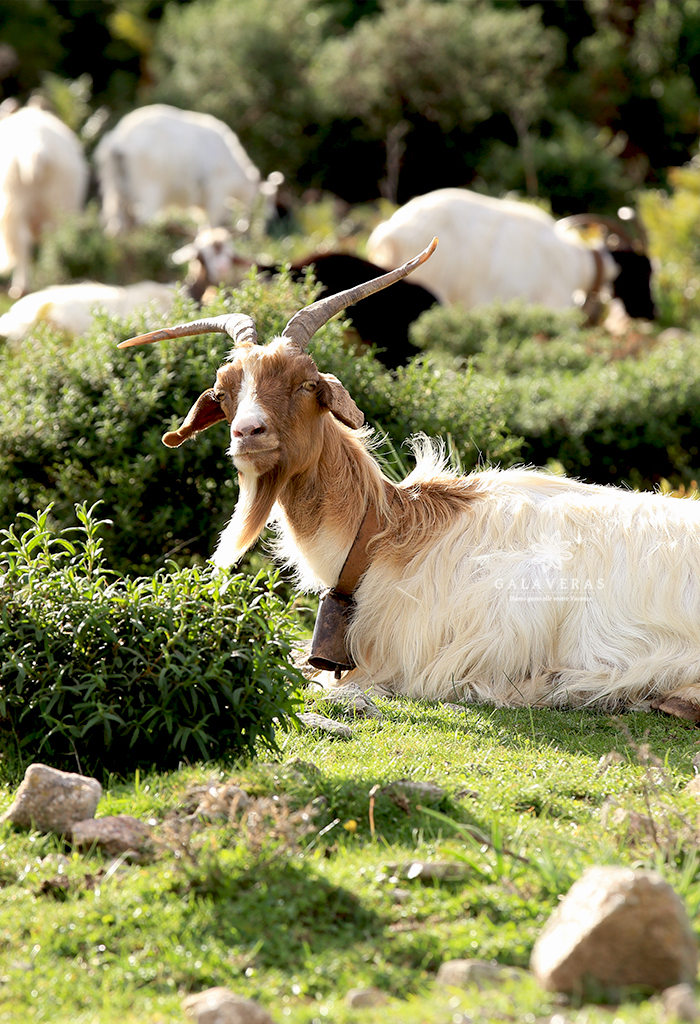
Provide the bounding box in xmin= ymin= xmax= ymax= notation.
xmin=650 ymin=696 xmax=700 ymax=724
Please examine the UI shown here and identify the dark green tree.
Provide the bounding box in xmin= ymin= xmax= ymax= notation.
xmin=311 ymin=0 xmax=564 ymax=200
xmin=146 ymin=0 xmax=329 ymax=180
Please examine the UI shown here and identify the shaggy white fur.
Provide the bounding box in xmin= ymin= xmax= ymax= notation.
xmin=337 ymin=447 xmax=700 ymax=708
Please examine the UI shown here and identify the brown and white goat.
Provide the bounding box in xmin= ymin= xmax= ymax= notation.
xmin=120 ymin=238 xmax=700 ymax=720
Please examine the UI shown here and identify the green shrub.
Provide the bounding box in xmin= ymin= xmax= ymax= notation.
xmin=410 ymin=300 xmax=586 ymax=365
xmin=407 ymin=299 xmax=700 ymax=487
xmin=639 ymin=162 xmax=700 ymax=328
xmin=33 ymin=203 xmax=197 ymax=288
xmin=497 ymin=329 xmax=700 ymax=485
xmin=476 ymin=114 xmax=637 ymax=216
xmin=0 ymin=504 xmax=303 ymax=777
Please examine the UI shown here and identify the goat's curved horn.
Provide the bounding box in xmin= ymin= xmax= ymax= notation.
xmin=555 ymin=213 xmax=642 ymax=253
xmin=117 ymin=312 xmax=258 ymax=349
xmin=281 ymin=236 xmax=439 ymax=351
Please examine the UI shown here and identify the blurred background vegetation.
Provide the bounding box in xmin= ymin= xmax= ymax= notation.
xmin=2 ymin=0 xmax=700 ymax=212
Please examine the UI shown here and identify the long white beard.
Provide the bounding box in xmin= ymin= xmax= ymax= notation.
xmin=211 ymin=471 xmax=262 ymax=567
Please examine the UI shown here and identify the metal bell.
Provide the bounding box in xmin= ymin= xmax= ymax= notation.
xmin=308 ymin=589 xmax=356 ymax=676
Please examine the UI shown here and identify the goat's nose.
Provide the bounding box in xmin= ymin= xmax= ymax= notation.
xmin=231 ymin=415 xmax=266 ymax=438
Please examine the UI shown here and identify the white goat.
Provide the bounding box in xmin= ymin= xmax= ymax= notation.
xmin=0 ymin=106 xmax=89 ymax=298
xmin=367 ymin=187 xmax=656 ymax=320
xmin=118 ymin=239 xmax=700 ymax=721
xmin=95 ymin=104 xmax=282 ymax=236
xmin=0 ymin=227 xmax=243 ymax=341
xmin=0 ymin=281 xmax=177 ymax=341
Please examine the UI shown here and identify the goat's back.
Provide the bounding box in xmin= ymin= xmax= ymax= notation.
xmin=95 ymin=104 xmax=261 ymax=231
xmin=367 ymin=188 xmax=595 ymax=308
xmin=347 ymin=465 xmax=700 ymax=709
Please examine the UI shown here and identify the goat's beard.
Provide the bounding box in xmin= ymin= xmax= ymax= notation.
xmin=211 ymin=467 xmax=283 ymax=567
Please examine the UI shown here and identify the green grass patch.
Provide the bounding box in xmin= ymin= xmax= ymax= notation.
xmin=1 ymin=699 xmax=699 ymax=1023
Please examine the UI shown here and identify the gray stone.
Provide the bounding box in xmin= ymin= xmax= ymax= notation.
xmin=402 ymin=860 xmax=467 ymax=882
xmin=436 ymin=958 xmax=525 ymax=989
xmin=71 ymin=815 xmax=155 ymax=861
xmin=183 ymin=783 xmax=251 ymax=823
xmin=317 ymin=684 xmax=383 ymax=720
xmin=381 ymin=779 xmax=446 ymax=804
xmin=182 ymin=987 xmax=275 ymax=1024
xmin=530 ymin=866 xmax=698 ymax=995
xmin=296 ymin=712 xmax=353 ymax=739
xmin=661 ymin=983 xmax=700 ymax=1022
xmin=0 ymin=763 xmax=101 ymax=835
xmin=345 ymin=986 xmax=387 ymax=1008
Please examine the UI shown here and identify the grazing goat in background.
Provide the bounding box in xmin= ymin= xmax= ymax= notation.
xmin=0 ymin=105 xmax=89 ymax=298
xmin=0 ymin=228 xmax=242 ymax=341
xmin=119 ymin=239 xmax=700 ymax=722
xmin=95 ymin=104 xmax=283 ymax=236
xmin=0 ymin=280 xmax=177 ymax=341
xmin=367 ymin=187 xmax=656 ymax=322
xmin=171 ymin=226 xmax=439 ymax=368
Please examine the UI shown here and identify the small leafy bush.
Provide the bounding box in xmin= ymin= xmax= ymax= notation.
xmin=498 ymin=329 xmax=700 ymax=486
xmin=409 ymin=300 xmax=586 ymax=364
xmin=33 ymin=203 xmax=196 ymax=288
xmin=639 ymin=161 xmax=700 ymax=328
xmin=0 ymin=504 xmax=303 ymax=777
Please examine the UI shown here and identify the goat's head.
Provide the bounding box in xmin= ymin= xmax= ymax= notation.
xmin=171 ymin=227 xmax=242 ymax=295
xmin=556 ymin=211 xmax=657 ymax=321
xmin=119 ymin=237 xmax=438 ymax=558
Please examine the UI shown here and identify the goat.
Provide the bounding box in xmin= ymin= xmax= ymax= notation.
xmin=171 ymin=227 xmax=439 ymax=368
xmin=0 ymin=281 xmax=177 ymax=341
xmin=94 ymin=104 xmax=282 ymax=237
xmin=367 ymin=188 xmax=656 ymax=322
xmin=118 ymin=238 xmax=700 ymax=722
xmin=0 ymin=106 xmax=89 ymax=298
xmin=0 ymin=228 xmax=241 ymax=341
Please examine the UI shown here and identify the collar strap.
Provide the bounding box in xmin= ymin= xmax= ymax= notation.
xmin=334 ymin=488 xmax=388 ymax=596
xmin=589 ymin=249 xmax=605 ymax=298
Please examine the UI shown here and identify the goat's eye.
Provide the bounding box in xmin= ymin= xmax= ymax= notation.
xmin=212 ymin=390 xmax=223 ymax=403
xmin=300 ymin=380 xmax=317 ymax=392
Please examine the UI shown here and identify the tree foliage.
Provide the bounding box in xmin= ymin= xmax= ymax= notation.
xmin=147 ymin=0 xmax=330 ymax=180
xmin=2 ymin=0 xmax=700 ymax=218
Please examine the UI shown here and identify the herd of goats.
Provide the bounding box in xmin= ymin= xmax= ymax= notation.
xmin=0 ymin=99 xmax=655 ymax=358
xmin=6 ymin=97 xmax=699 ymax=725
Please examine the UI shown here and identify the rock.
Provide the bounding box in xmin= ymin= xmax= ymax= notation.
xmin=607 ymin=805 xmax=659 ymax=842
xmin=315 ymin=684 xmax=383 ymax=720
xmin=530 ymin=866 xmax=698 ymax=995
xmin=401 ymin=860 xmax=467 ymax=882
xmin=296 ymin=712 xmax=353 ymax=739
xmin=381 ymin=779 xmax=446 ymax=805
xmin=0 ymin=763 xmax=101 ymax=835
xmin=71 ymin=815 xmax=155 ymax=861
xmin=182 ymin=987 xmax=275 ymax=1024
xmin=345 ymin=986 xmax=386 ymax=1007
xmin=684 ymin=776 xmax=700 ymax=798
xmin=661 ymin=983 xmax=700 ymax=1021
xmin=436 ymin=958 xmax=525 ymax=989
xmin=438 ymin=954 xmax=523 ymax=987
xmin=183 ymin=783 xmax=251 ymax=823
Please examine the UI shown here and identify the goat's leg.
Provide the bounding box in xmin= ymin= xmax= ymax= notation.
xmin=650 ymin=688 xmax=700 ymax=724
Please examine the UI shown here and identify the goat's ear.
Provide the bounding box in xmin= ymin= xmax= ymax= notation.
xmin=162 ymin=390 xmax=226 ymax=448
xmin=318 ymin=373 xmax=364 ymax=429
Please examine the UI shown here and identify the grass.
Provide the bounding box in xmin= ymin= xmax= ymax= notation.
xmin=2 ymin=698 xmax=700 ymax=1023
